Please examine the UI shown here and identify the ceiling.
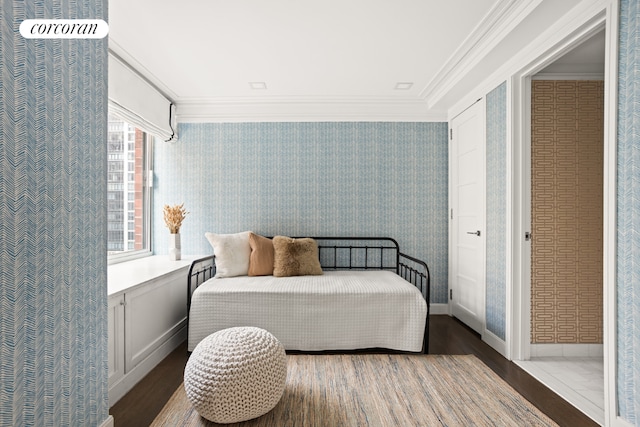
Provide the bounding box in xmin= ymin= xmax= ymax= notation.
xmin=108 ymin=0 xmax=587 ymax=121
xmin=538 ymin=30 xmax=606 ymax=76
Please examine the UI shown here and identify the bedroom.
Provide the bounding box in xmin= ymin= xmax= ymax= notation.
xmin=0 ymin=0 xmax=638 ymax=426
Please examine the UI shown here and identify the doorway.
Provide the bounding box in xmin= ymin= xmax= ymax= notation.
xmin=516 ymin=30 xmax=606 ymax=425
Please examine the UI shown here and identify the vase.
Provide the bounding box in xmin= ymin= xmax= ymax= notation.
xmin=169 ymin=233 xmax=181 ymax=260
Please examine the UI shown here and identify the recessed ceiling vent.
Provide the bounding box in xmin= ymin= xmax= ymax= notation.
xmin=394 ymin=82 xmax=413 ymax=90
xmin=249 ymin=82 xmax=267 ymax=90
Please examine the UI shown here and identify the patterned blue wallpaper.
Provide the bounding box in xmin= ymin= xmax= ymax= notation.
xmin=485 ymin=82 xmax=507 ymax=341
xmin=153 ymin=122 xmax=449 ymax=303
xmin=0 ymin=1 xmax=108 ymax=426
xmin=617 ymin=0 xmax=640 ymax=422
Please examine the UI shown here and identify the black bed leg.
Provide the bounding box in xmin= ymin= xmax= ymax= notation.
xmin=423 ymin=315 xmax=430 ymax=354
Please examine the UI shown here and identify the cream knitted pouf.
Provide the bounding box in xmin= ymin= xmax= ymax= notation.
xmin=184 ymin=327 xmax=287 ymax=424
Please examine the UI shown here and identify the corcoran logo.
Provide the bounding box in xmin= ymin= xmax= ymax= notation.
xmin=20 ymin=19 xmax=109 ymax=39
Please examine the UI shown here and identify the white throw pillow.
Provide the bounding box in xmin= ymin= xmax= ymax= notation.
xmin=205 ymin=231 xmax=251 ymax=278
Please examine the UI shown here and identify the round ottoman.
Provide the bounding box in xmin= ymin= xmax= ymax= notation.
xmin=184 ymin=327 xmax=287 ymax=424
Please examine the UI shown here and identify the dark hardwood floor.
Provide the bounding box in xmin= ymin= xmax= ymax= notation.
xmin=110 ymin=315 xmax=599 ymax=427
xmin=110 ymin=341 xmax=190 ymax=427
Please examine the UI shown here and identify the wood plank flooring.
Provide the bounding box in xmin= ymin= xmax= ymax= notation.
xmin=109 ymin=315 xmax=599 ymax=427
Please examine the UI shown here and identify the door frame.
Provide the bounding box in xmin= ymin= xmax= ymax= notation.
xmin=448 ymin=98 xmax=487 ymax=335
xmin=509 ymin=2 xmax=619 ymax=425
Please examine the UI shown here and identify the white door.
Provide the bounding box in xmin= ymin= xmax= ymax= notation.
xmin=450 ymin=100 xmax=486 ymax=334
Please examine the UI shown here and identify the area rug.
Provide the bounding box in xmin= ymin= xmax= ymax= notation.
xmin=151 ymin=354 xmax=558 ymax=427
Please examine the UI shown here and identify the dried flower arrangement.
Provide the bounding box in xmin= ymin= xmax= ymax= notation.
xmin=163 ymin=203 xmax=189 ymax=234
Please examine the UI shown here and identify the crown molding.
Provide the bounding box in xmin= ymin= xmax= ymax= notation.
xmin=447 ymin=0 xmax=607 ymax=120
xmin=176 ymin=97 xmax=447 ymax=122
xmin=177 ymin=95 xmax=433 ymax=105
xmin=108 ymin=38 xmax=179 ymax=102
xmin=421 ymin=0 xmax=544 ymax=108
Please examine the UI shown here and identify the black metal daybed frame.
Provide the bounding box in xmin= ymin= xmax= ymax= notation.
xmin=186 ymin=237 xmax=431 ymax=353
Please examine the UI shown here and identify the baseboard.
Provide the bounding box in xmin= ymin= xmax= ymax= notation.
xmin=99 ymin=415 xmax=114 ymax=427
xmin=109 ymin=325 xmax=187 ymax=407
xmin=429 ymin=303 xmax=448 ymax=315
xmin=482 ymin=329 xmax=507 ymax=358
xmin=530 ymin=343 xmax=603 ymax=358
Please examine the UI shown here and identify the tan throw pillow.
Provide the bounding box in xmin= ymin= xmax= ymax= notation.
xmin=272 ymin=236 xmax=323 ymax=277
xmin=248 ymin=233 xmax=275 ymax=276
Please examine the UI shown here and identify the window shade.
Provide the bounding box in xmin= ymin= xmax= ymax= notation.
xmin=108 ymin=53 xmax=176 ymax=141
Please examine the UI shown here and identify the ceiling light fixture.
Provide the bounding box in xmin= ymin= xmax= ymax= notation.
xmin=394 ymin=82 xmax=413 ymax=90
xmin=249 ymin=82 xmax=267 ymax=90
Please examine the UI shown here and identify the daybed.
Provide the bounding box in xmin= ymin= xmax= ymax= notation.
xmin=187 ymin=235 xmax=431 ymax=353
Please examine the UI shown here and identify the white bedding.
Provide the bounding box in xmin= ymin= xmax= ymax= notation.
xmin=188 ymin=270 xmax=427 ymax=352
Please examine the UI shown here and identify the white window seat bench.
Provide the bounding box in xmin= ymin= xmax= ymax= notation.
xmin=107 ymin=255 xmax=202 ymax=406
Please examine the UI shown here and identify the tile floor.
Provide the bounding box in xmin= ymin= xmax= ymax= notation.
xmin=515 ymin=357 xmax=604 ymax=426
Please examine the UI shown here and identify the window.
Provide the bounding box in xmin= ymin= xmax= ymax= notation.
xmin=107 ymin=112 xmax=153 ymax=263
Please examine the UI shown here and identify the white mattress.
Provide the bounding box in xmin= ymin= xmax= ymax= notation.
xmin=188 ymin=270 xmax=427 ymax=352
